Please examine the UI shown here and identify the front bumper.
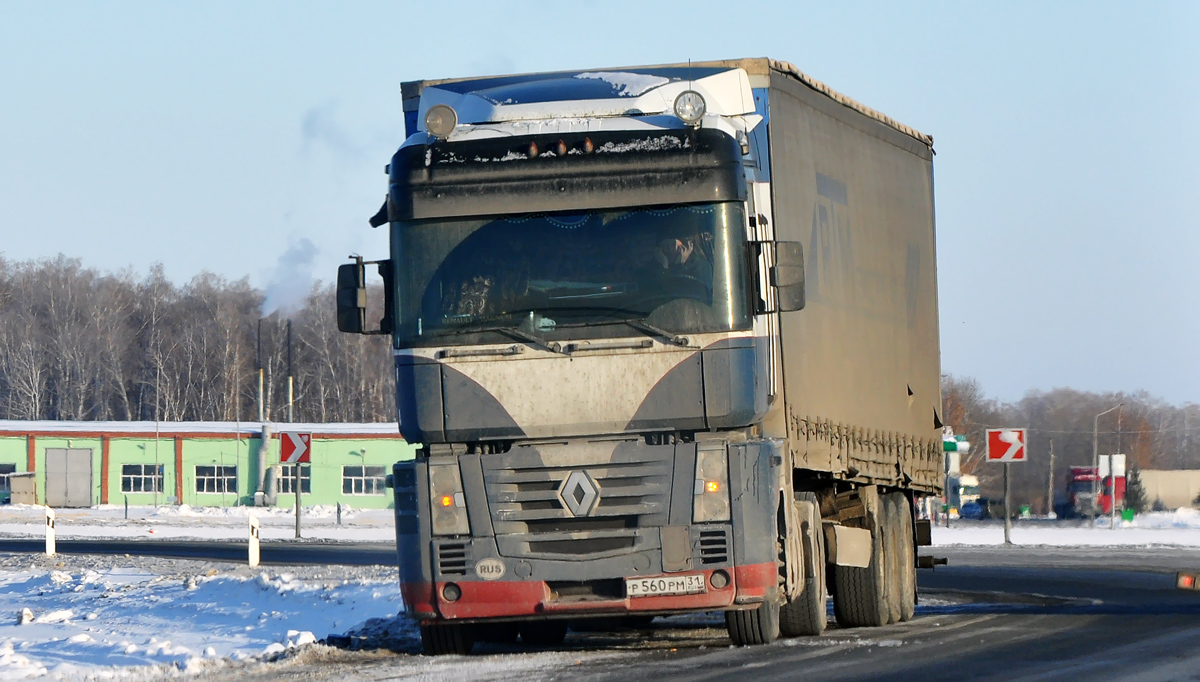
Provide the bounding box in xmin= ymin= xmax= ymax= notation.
xmin=403 ymin=562 xmax=776 ymax=622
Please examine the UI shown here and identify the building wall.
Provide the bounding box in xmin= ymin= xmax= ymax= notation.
xmin=0 ymin=424 xmax=416 ymax=509
xmin=1141 ymin=470 xmax=1200 ymax=511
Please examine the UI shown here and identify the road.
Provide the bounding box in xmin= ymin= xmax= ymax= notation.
xmin=0 ymin=538 xmax=396 ymax=566
xmin=155 ymin=545 xmax=1200 ymax=682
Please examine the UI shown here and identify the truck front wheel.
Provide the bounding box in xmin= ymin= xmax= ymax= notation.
xmin=779 ymin=491 xmax=827 ymax=636
xmin=725 ymin=599 xmax=780 ymax=645
xmin=419 ymin=623 xmax=475 ymax=656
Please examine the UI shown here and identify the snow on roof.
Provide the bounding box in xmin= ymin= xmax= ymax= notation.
xmin=0 ymin=421 xmax=401 ymax=437
xmin=574 ymin=71 xmax=671 ymax=98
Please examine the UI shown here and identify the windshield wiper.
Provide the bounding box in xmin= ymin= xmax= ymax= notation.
xmin=510 ymin=306 xmax=692 ymax=347
xmin=618 ymin=318 xmax=690 ymax=347
xmin=440 ymin=323 xmax=564 ymax=354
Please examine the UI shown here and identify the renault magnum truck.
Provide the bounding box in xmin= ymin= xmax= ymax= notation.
xmin=337 ymin=58 xmax=943 ymax=655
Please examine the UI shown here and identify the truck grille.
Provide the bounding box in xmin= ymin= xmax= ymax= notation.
xmin=436 ymin=542 xmax=469 ymax=576
xmin=482 ymin=444 xmax=673 ymax=559
xmin=695 ymin=527 xmax=730 ymax=565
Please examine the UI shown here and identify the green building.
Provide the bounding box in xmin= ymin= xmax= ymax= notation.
xmin=0 ymin=421 xmax=415 ymax=509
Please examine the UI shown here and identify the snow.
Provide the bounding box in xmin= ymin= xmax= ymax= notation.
xmin=574 ymin=72 xmax=670 ymax=98
xmin=0 ymin=505 xmax=395 ymax=543
xmin=932 ymin=510 xmax=1200 ymax=547
xmin=0 ymin=558 xmax=404 ymax=681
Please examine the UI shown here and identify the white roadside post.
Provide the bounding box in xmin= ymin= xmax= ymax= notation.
xmin=45 ymin=507 xmax=56 ymax=556
xmin=248 ymin=514 xmax=260 ymax=568
xmin=986 ymin=428 xmax=1029 ymax=546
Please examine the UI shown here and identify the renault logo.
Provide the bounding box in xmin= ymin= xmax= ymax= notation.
xmin=557 ymin=470 xmax=601 ymax=516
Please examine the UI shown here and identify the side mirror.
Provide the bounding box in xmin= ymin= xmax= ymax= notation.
xmin=336 ymin=262 xmax=366 ymax=333
xmin=770 ymin=241 xmax=805 ymax=312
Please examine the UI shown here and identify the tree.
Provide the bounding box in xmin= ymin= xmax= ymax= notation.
xmin=1125 ymin=465 xmax=1147 ymax=513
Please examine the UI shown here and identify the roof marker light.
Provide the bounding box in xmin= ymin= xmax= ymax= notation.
xmin=424 ymin=104 xmax=458 ymax=140
xmin=674 ymin=90 xmax=706 ymax=126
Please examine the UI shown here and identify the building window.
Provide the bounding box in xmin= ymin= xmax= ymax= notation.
xmin=342 ymin=465 xmax=387 ymax=495
xmin=278 ymin=464 xmax=311 ymax=494
xmin=0 ymin=463 xmax=15 ymax=493
xmin=195 ymin=465 xmax=237 ymax=494
xmin=121 ymin=464 xmax=164 ymax=493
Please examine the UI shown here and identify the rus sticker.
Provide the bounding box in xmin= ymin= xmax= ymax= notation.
xmin=475 ymin=558 xmax=506 ymax=581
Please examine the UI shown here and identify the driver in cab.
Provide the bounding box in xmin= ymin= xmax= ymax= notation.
xmin=650 ymin=227 xmax=713 ymax=301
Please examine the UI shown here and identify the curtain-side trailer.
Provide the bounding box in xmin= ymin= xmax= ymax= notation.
xmin=337 ymin=57 xmax=942 ymax=654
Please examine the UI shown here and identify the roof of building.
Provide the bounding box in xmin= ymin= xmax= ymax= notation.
xmin=0 ymin=421 xmax=402 ymax=438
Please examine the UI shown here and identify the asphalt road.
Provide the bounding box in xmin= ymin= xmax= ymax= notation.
xmin=165 ymin=545 xmax=1200 ymax=682
xmin=21 ymin=539 xmax=1199 ymax=680
xmin=0 ymin=538 xmax=397 ymax=566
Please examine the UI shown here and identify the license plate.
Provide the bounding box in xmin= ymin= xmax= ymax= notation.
xmin=626 ymin=573 xmax=707 ymax=598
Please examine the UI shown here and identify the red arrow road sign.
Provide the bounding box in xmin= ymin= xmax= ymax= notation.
xmin=281 ymin=432 xmax=311 ymax=463
xmin=986 ymin=428 xmax=1027 ymax=462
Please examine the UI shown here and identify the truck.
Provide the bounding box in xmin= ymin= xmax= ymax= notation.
xmin=1059 ymin=463 xmax=1125 ymax=518
xmin=336 ymin=58 xmax=943 ymax=654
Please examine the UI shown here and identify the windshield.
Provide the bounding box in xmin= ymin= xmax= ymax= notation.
xmin=392 ymin=202 xmax=751 ymax=347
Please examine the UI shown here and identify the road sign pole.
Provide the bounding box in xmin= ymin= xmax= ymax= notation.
xmin=294 ymin=463 xmax=301 ymax=539
xmin=1109 ymin=454 xmax=1117 ymax=531
xmin=1003 ymin=463 xmax=1012 ymax=545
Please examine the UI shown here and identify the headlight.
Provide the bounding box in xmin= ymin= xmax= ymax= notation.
xmin=693 ymin=445 xmax=730 ymax=523
xmin=424 ymin=104 xmax=458 ymax=140
xmin=428 ymin=461 xmax=470 ymax=535
xmin=673 ymin=90 xmax=706 ymax=126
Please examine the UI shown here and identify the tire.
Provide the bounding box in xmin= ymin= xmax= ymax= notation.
xmin=419 ymin=623 xmax=475 ymax=655
xmin=725 ymin=599 xmax=780 ymax=646
xmin=476 ymin=622 xmax=520 ymax=644
xmin=519 ymin=620 xmax=568 ymax=647
xmin=891 ymin=493 xmax=917 ymax=621
xmin=832 ymin=488 xmax=889 ymax=627
xmin=882 ymin=493 xmax=903 ymax=624
xmin=779 ymin=492 xmax=827 ymax=636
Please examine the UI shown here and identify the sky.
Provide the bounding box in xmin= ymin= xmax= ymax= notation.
xmin=1 ymin=1 xmax=1197 ymax=405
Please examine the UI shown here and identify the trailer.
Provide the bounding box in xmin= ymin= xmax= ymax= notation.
xmin=337 ymin=58 xmax=942 ymax=654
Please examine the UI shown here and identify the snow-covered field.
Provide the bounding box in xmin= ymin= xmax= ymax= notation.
xmin=0 ymin=505 xmax=395 ymax=543
xmin=0 ymin=553 xmax=405 ymax=681
xmin=932 ymin=508 xmax=1200 ymax=547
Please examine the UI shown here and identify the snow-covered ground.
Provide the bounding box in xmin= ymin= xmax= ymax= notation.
xmin=932 ymin=508 xmax=1200 ymax=547
xmin=5 ymin=504 xmax=1200 ymax=548
xmin=0 ymin=505 xmax=395 ymax=543
xmin=0 ymin=553 xmax=405 ymax=681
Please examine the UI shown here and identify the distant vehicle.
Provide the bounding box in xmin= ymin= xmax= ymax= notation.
xmin=945 ymin=473 xmax=980 ymax=518
xmin=1058 ymin=466 xmax=1124 ymax=518
xmin=337 ymin=58 xmax=944 ymax=654
xmin=959 ymin=501 xmax=988 ymax=520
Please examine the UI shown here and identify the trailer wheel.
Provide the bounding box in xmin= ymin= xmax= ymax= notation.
xmin=419 ymin=623 xmax=475 ymax=655
xmin=725 ymin=599 xmax=780 ymax=645
xmin=832 ymin=488 xmax=889 ymax=627
xmin=519 ymin=620 xmax=568 ymax=647
xmin=779 ymin=492 xmax=827 ymax=636
xmin=891 ymin=493 xmax=917 ymax=621
xmin=882 ymin=493 xmax=903 ymax=624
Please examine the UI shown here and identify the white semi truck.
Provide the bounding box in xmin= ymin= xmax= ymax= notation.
xmin=338 ymin=58 xmax=942 ymax=654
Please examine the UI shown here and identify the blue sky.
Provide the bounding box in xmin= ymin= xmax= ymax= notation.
xmin=2 ymin=1 xmax=1197 ymax=404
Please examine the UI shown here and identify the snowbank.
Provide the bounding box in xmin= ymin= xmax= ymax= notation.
xmin=933 ymin=512 xmax=1200 ymax=547
xmin=0 ymin=564 xmax=403 ymax=680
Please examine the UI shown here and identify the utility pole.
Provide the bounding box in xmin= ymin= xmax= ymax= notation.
xmin=1092 ymin=404 xmax=1123 ymax=522
xmin=1047 ymin=439 xmax=1055 ymax=518
xmin=256 ymin=319 xmax=265 ymax=423
xmin=286 ymin=320 xmax=294 ymax=424
xmin=289 ymin=320 xmax=300 ymax=540
xmin=1112 ymin=407 xmax=1122 ymax=531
